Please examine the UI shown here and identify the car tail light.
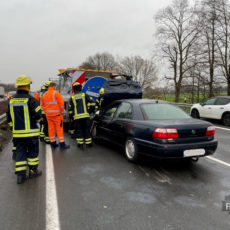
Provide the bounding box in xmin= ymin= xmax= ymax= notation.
xmin=153 ymin=128 xmax=178 ymax=139
xmin=206 ymin=126 xmax=215 ymax=136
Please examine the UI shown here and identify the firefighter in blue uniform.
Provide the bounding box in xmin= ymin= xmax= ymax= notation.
xmin=68 ymin=82 xmax=94 ymax=148
xmin=95 ymin=87 xmax=104 ymax=112
xmin=7 ymin=75 xmax=42 ymax=184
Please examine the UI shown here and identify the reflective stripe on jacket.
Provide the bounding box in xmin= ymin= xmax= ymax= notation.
xmin=7 ymin=90 xmax=41 ymax=138
xmin=41 ymin=87 xmax=64 ymax=117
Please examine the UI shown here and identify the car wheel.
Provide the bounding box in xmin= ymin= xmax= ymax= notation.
xmin=222 ymin=113 xmax=230 ymax=126
xmin=191 ymin=109 xmax=200 ymax=119
xmin=91 ymin=122 xmax=98 ymax=142
xmin=125 ymin=137 xmax=138 ymax=163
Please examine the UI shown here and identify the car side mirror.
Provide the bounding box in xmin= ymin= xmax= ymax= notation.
xmin=200 ymin=102 xmax=205 ymax=106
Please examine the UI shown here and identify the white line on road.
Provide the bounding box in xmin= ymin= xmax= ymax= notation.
xmin=46 ymin=145 xmax=60 ymax=230
xmin=206 ymin=156 xmax=230 ymax=168
xmin=215 ymin=126 xmax=230 ymax=131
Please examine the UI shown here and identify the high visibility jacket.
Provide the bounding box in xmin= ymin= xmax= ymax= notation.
xmin=69 ymin=92 xmax=93 ymax=120
xmin=7 ymin=90 xmax=41 ymax=138
xmin=40 ymin=89 xmax=47 ymax=115
xmin=33 ymin=92 xmax=40 ymax=101
xmin=41 ymin=87 xmax=64 ymax=117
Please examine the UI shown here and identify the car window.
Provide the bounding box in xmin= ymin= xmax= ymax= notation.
xmin=204 ymin=98 xmax=216 ymax=105
xmin=215 ymin=98 xmax=230 ymax=105
xmin=103 ymin=106 xmax=118 ymax=118
xmin=141 ymin=103 xmax=190 ymax=120
xmin=115 ymin=102 xmax=132 ymax=119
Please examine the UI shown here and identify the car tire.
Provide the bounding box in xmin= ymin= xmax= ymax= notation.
xmin=191 ymin=109 xmax=200 ymax=119
xmin=125 ymin=137 xmax=139 ymax=163
xmin=91 ymin=123 xmax=99 ymax=143
xmin=222 ymin=113 xmax=230 ymax=126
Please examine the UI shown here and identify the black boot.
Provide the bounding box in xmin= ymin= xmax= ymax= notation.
xmin=59 ymin=142 xmax=70 ymax=149
xmin=17 ymin=174 xmax=26 ymax=184
xmin=77 ymin=144 xmax=83 ymax=149
xmin=29 ymin=169 xmax=42 ymax=179
xmin=86 ymin=143 xmax=93 ymax=148
xmin=50 ymin=141 xmax=58 ymax=149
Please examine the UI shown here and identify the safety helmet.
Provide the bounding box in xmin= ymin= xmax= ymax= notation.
xmin=99 ymin=87 xmax=104 ymax=95
xmin=15 ymin=75 xmax=32 ymax=87
xmin=73 ymin=82 xmax=81 ymax=87
xmin=41 ymin=86 xmax=46 ymax=90
xmin=72 ymin=82 xmax=82 ymax=91
xmin=44 ymin=81 xmax=52 ymax=87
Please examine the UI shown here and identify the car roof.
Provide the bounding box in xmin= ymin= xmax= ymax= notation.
xmin=117 ymin=99 xmax=170 ymax=105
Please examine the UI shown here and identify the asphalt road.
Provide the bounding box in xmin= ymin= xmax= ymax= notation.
xmin=0 ymin=124 xmax=230 ymax=230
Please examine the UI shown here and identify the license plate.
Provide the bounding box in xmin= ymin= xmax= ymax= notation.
xmin=183 ymin=149 xmax=205 ymax=157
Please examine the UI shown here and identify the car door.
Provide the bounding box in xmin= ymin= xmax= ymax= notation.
xmin=96 ymin=103 xmax=119 ymax=140
xmin=109 ymin=102 xmax=133 ymax=145
xmin=213 ymin=98 xmax=230 ymax=119
xmin=199 ymin=97 xmax=216 ymax=118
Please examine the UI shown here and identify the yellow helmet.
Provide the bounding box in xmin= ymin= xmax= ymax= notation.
xmin=73 ymin=82 xmax=81 ymax=87
xmin=99 ymin=87 xmax=104 ymax=95
xmin=15 ymin=75 xmax=32 ymax=87
xmin=44 ymin=81 xmax=52 ymax=87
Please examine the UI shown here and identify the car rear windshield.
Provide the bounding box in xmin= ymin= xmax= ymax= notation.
xmin=141 ymin=103 xmax=191 ymax=120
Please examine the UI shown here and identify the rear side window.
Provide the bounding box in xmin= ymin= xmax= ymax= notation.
xmin=215 ymin=98 xmax=230 ymax=105
xmin=141 ymin=103 xmax=190 ymax=120
xmin=115 ymin=102 xmax=132 ymax=119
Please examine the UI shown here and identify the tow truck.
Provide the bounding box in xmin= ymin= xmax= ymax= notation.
xmin=56 ymin=68 xmax=116 ymax=126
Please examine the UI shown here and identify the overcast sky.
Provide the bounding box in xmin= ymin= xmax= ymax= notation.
xmin=0 ymin=0 xmax=172 ymax=90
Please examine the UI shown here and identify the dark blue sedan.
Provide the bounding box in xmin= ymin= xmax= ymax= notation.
xmin=92 ymin=99 xmax=218 ymax=162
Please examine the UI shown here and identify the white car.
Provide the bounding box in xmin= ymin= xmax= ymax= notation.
xmin=190 ymin=96 xmax=230 ymax=126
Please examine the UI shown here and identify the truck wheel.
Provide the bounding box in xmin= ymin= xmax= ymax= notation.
xmin=222 ymin=113 xmax=230 ymax=126
xmin=125 ymin=137 xmax=139 ymax=163
xmin=191 ymin=109 xmax=200 ymax=119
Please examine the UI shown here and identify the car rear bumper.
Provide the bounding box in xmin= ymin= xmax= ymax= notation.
xmin=135 ymin=138 xmax=218 ymax=159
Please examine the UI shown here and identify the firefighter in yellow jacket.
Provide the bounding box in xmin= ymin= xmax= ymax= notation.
xmin=68 ymin=82 xmax=94 ymax=148
xmin=7 ymin=75 xmax=42 ymax=184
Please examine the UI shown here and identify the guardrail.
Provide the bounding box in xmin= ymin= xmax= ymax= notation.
xmin=170 ymin=102 xmax=193 ymax=113
xmin=0 ymin=114 xmax=6 ymax=125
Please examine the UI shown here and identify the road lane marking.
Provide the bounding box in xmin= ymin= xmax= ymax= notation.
xmin=215 ymin=126 xmax=230 ymax=131
xmin=46 ymin=145 xmax=60 ymax=230
xmin=206 ymin=156 xmax=230 ymax=168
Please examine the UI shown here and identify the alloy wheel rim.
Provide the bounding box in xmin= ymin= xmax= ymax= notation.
xmin=126 ymin=140 xmax=135 ymax=159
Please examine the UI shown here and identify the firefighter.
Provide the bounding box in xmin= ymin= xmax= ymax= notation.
xmin=68 ymin=101 xmax=75 ymax=138
xmin=39 ymin=81 xmax=52 ymax=144
xmin=95 ymin=87 xmax=104 ymax=112
xmin=41 ymin=82 xmax=70 ymax=149
xmin=6 ymin=75 xmax=42 ymax=184
xmin=69 ymin=82 xmax=94 ymax=148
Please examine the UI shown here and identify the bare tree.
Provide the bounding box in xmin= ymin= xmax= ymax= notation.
xmin=155 ymin=0 xmax=199 ymax=102
xmin=117 ymin=56 xmax=158 ymax=89
xmin=215 ymin=0 xmax=230 ymax=95
xmin=79 ymin=62 xmax=96 ymax=70
xmin=84 ymin=52 xmax=117 ymax=70
xmin=196 ymin=0 xmax=222 ymax=97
